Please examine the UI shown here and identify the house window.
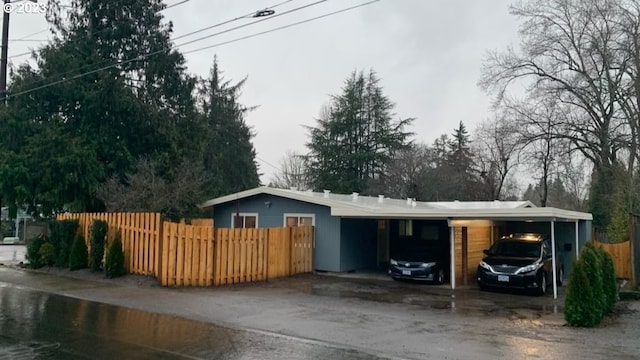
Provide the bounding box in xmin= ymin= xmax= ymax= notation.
xmin=231 ymin=213 xmax=258 ymax=228
xmin=284 ymin=214 xmax=315 ymax=227
xmin=399 ymin=219 xmax=413 ymax=236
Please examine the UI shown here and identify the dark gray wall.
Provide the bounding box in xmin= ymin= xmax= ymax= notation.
xmin=212 ymin=194 xmax=341 ymax=272
xmin=339 ymin=218 xmax=378 ymax=271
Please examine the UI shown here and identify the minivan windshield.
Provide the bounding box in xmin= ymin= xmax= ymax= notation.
xmin=488 ymin=240 xmax=541 ymax=258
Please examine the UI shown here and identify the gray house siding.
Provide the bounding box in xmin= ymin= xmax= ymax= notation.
xmin=211 ymin=194 xmax=342 ymax=272
xmin=339 ymin=218 xmax=378 ymax=271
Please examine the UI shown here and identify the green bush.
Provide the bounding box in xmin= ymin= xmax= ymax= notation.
xmin=69 ymin=234 xmax=89 ymax=271
xmin=564 ymin=259 xmax=600 ymax=327
xmin=26 ymin=235 xmax=47 ymax=269
xmin=599 ymin=248 xmax=618 ymax=314
xmin=581 ymin=243 xmax=605 ymax=319
xmin=104 ymin=232 xmax=125 ymax=278
xmin=89 ymin=220 xmax=108 ymax=271
xmin=49 ymin=220 xmax=79 ymax=267
xmin=39 ymin=242 xmax=54 ymax=268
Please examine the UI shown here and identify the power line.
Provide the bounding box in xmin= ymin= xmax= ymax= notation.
xmin=182 ymin=0 xmax=380 ymax=55
xmin=256 ymin=155 xmax=282 ymax=172
xmin=3 ymin=0 xmax=325 ymax=96
xmin=174 ymin=0 xmax=328 ymax=48
xmin=7 ymin=0 xmax=212 ymax=60
xmin=3 ymin=0 xmax=380 ymax=101
xmin=172 ymin=0 xmax=294 ymax=42
xmin=8 ymin=39 xmax=49 ymax=42
xmin=165 ymin=0 xmax=191 ymax=10
xmin=14 ymin=28 xmax=50 ymax=41
xmin=7 ymin=0 xmax=308 ymax=88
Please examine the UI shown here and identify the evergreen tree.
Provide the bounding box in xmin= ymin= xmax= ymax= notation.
xmin=0 ymin=0 xmax=201 ymax=215
xmin=69 ymin=234 xmax=89 ymax=270
xmin=198 ymin=58 xmax=260 ymax=197
xmin=306 ymin=69 xmax=413 ymax=194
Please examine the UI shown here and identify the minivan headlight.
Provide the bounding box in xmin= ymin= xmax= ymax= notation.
xmin=479 ymin=261 xmax=493 ymax=272
xmin=515 ymin=262 xmax=543 ymax=274
xmin=390 ymin=259 xmax=398 ymax=266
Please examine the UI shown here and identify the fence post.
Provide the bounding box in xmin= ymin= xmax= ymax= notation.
xmin=265 ymin=229 xmax=270 ymax=282
xmin=289 ymin=227 xmax=293 ymax=276
xmin=631 ymin=213 xmax=638 ymax=286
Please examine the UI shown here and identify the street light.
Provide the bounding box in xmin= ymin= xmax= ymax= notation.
xmin=0 ymin=0 xmax=38 ymax=104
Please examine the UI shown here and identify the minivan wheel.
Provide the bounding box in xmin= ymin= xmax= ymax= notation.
xmin=538 ymin=272 xmax=547 ymax=295
xmin=557 ymin=267 xmax=564 ymax=287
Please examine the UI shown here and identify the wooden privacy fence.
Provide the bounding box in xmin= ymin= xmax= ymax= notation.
xmin=594 ymin=240 xmax=632 ymax=279
xmin=160 ymin=223 xmax=314 ymax=286
xmin=57 ymin=213 xmax=162 ymax=276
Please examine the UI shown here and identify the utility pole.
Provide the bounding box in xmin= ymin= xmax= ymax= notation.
xmin=0 ymin=0 xmax=10 ymax=104
xmin=0 ymin=0 xmax=9 ymax=229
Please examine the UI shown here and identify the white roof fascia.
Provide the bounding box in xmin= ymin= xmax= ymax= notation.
xmin=201 ymin=187 xmax=591 ymax=221
xmin=331 ymin=207 xmax=592 ymax=221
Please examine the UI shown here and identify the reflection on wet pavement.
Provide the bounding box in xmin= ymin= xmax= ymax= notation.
xmin=0 ymin=284 xmax=392 ymax=360
xmin=305 ymin=276 xmax=564 ymax=320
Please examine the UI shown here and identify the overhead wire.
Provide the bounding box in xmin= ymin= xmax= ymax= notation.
xmin=7 ymin=0 xmax=308 ymax=88
xmin=182 ymin=0 xmax=380 ymax=55
xmin=3 ymin=0 xmax=380 ymax=101
xmin=7 ymin=0 xmax=202 ymax=60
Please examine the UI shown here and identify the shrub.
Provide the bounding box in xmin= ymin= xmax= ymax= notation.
xmin=564 ymin=259 xmax=600 ymax=327
xmin=49 ymin=219 xmax=79 ymax=267
xmin=69 ymin=234 xmax=89 ymax=271
xmin=26 ymin=235 xmax=47 ymax=269
xmin=39 ymin=242 xmax=55 ymax=268
xmin=599 ymin=248 xmax=618 ymax=314
xmin=89 ymin=220 xmax=108 ymax=271
xmin=104 ymin=232 xmax=125 ymax=278
xmin=581 ymin=243 xmax=605 ymax=320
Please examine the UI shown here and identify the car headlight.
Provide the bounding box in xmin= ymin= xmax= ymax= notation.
xmin=420 ymin=262 xmax=436 ymax=268
xmin=514 ymin=262 xmax=543 ymax=274
xmin=390 ymin=259 xmax=398 ymax=266
xmin=479 ymin=261 xmax=493 ymax=272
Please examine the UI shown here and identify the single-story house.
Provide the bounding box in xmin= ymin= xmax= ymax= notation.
xmin=200 ymin=186 xmax=593 ymax=298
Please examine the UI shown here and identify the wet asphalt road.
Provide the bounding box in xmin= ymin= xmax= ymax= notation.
xmin=0 ymin=284 xmax=390 ymax=360
xmin=1 ymin=245 xmax=640 ymax=360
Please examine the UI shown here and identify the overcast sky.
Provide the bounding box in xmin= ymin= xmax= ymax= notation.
xmin=6 ymin=0 xmax=522 ymax=184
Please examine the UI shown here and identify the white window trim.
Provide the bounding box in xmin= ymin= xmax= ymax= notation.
xmin=283 ymin=213 xmax=316 ymax=227
xmin=231 ymin=212 xmax=259 ymax=228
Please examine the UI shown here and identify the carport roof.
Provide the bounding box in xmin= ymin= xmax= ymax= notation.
xmin=201 ymin=186 xmax=592 ymax=221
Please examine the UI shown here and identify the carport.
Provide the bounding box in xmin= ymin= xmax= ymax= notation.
xmin=446 ymin=207 xmax=593 ymax=299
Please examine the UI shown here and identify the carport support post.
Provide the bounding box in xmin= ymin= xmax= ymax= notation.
xmin=575 ymin=221 xmax=579 ymax=261
xmin=551 ymin=220 xmax=558 ymax=300
xmin=450 ymin=226 xmax=455 ymax=290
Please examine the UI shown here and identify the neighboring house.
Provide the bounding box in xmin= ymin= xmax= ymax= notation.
xmin=200 ymin=186 xmax=592 ymax=292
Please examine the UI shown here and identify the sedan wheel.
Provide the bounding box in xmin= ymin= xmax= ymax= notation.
xmin=436 ymin=269 xmax=445 ymax=284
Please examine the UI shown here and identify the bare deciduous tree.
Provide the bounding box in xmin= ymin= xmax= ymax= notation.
xmin=269 ymin=150 xmax=310 ymax=190
xmin=474 ymin=115 xmax=523 ymax=200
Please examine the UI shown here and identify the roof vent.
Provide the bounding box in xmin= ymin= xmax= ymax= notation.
xmin=378 ymin=195 xmax=384 ymax=203
xmin=323 ymin=190 xmax=331 ymax=198
xmin=352 ymin=192 xmax=359 ymax=201
xmin=407 ymin=198 xmax=412 ymax=205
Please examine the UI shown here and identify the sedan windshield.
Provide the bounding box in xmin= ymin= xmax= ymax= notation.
xmin=489 ymin=241 xmax=541 ymax=258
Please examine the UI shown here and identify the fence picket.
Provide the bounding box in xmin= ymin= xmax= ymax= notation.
xmin=57 ymin=212 xmax=314 ymax=287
